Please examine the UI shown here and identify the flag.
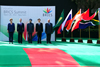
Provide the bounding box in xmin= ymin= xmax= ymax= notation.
xmin=79 ymin=22 xmax=95 ymax=29
xmin=71 ymin=14 xmax=84 ymax=32
xmin=71 ymin=9 xmax=98 ymax=32
xmin=53 ymin=10 xmax=64 ymax=31
xmin=66 ymin=9 xmax=81 ymax=31
xmin=57 ymin=9 xmax=72 ymax=34
xmin=83 ymin=9 xmax=98 ymax=21
xmin=91 ymin=19 xmax=99 ymax=25
xmin=81 ymin=19 xmax=99 ymax=25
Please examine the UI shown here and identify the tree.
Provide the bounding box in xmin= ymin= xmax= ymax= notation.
xmin=71 ymin=0 xmax=100 ymax=15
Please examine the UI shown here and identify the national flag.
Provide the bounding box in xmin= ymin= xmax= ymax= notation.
xmin=57 ymin=9 xmax=72 ymax=34
xmin=66 ymin=9 xmax=81 ymax=31
xmin=71 ymin=14 xmax=84 ymax=32
xmin=71 ymin=9 xmax=98 ymax=32
xmin=83 ymin=9 xmax=98 ymax=21
xmin=91 ymin=19 xmax=99 ymax=25
xmin=53 ymin=10 xmax=64 ymax=31
xmin=79 ymin=22 xmax=95 ymax=29
xmin=81 ymin=19 xmax=99 ymax=25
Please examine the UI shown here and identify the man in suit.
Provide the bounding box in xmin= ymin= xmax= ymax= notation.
xmin=45 ymin=19 xmax=53 ymax=44
xmin=17 ymin=18 xmax=24 ymax=44
xmin=27 ymin=19 xmax=34 ymax=43
xmin=36 ymin=18 xmax=43 ymax=44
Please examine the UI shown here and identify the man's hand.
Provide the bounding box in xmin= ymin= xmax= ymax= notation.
xmin=7 ymin=30 xmax=9 ymax=33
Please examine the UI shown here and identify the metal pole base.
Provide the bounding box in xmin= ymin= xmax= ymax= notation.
xmin=62 ymin=38 xmax=66 ymax=42
xmin=97 ymin=40 xmax=100 ymax=44
xmin=78 ymin=39 xmax=83 ymax=43
xmin=70 ymin=38 xmax=74 ymax=42
xmin=87 ymin=39 xmax=92 ymax=43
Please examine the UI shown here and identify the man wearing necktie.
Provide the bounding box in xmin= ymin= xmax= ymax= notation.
xmin=17 ymin=19 xmax=24 ymax=44
xmin=36 ymin=18 xmax=43 ymax=44
xmin=27 ymin=19 xmax=34 ymax=43
xmin=45 ymin=19 xmax=53 ymax=44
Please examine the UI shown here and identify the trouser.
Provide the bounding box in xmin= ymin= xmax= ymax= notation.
xmin=9 ymin=32 xmax=14 ymax=42
xmin=18 ymin=32 xmax=22 ymax=43
xmin=46 ymin=34 xmax=51 ymax=43
xmin=28 ymin=33 xmax=32 ymax=43
xmin=37 ymin=32 xmax=42 ymax=43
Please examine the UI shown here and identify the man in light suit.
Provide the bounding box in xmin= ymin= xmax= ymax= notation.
xmin=17 ymin=19 xmax=24 ymax=43
xmin=36 ymin=18 xmax=43 ymax=44
xmin=45 ymin=19 xmax=53 ymax=44
xmin=27 ymin=19 xmax=34 ymax=43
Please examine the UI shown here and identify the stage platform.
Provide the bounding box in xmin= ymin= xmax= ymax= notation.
xmin=0 ymin=38 xmax=100 ymax=67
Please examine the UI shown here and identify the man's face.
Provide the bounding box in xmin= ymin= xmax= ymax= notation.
xmin=38 ymin=19 xmax=40 ymax=23
xmin=30 ymin=20 xmax=32 ymax=22
xmin=48 ymin=20 xmax=50 ymax=23
xmin=19 ymin=19 xmax=22 ymax=22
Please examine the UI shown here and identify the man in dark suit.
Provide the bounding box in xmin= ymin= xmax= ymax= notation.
xmin=17 ymin=19 xmax=24 ymax=44
xmin=27 ymin=19 xmax=34 ymax=43
xmin=36 ymin=18 xmax=43 ymax=44
xmin=45 ymin=19 xmax=53 ymax=44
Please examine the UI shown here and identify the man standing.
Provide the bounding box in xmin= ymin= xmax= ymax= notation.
xmin=17 ymin=19 xmax=24 ymax=44
xmin=36 ymin=18 xmax=43 ymax=44
xmin=45 ymin=19 xmax=53 ymax=44
xmin=27 ymin=19 xmax=34 ymax=43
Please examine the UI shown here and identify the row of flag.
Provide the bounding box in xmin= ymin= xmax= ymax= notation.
xmin=53 ymin=9 xmax=99 ymax=34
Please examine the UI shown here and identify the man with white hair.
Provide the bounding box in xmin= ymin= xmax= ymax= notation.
xmin=45 ymin=19 xmax=53 ymax=44
xmin=17 ymin=18 xmax=24 ymax=44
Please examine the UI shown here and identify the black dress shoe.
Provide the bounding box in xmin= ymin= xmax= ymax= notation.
xmin=49 ymin=42 xmax=52 ymax=44
xmin=12 ymin=42 xmax=13 ymax=44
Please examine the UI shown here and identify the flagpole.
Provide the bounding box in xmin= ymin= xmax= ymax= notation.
xmin=62 ymin=28 xmax=66 ymax=42
xmin=80 ymin=29 xmax=81 ymax=39
xmin=70 ymin=31 xmax=74 ymax=42
xmin=89 ymin=26 xmax=90 ymax=39
xmin=99 ymin=25 xmax=100 ymax=40
xmin=71 ymin=32 xmax=73 ymax=38
xmin=63 ymin=28 xmax=65 ymax=38
xmin=87 ymin=26 xmax=92 ymax=43
xmin=97 ymin=9 xmax=100 ymax=44
xmin=97 ymin=25 xmax=100 ymax=44
xmin=78 ymin=29 xmax=83 ymax=43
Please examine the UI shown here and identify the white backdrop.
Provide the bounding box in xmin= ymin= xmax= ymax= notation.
xmin=0 ymin=6 xmax=55 ymax=41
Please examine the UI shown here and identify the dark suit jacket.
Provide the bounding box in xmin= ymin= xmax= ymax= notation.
xmin=27 ymin=23 xmax=34 ymax=33
xmin=7 ymin=23 xmax=15 ymax=32
xmin=17 ymin=23 xmax=24 ymax=33
xmin=36 ymin=23 xmax=43 ymax=33
xmin=45 ymin=23 xmax=53 ymax=34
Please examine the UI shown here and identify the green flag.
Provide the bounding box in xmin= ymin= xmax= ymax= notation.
xmin=90 ymin=19 xmax=99 ymax=25
xmin=53 ymin=10 xmax=64 ymax=31
xmin=81 ymin=19 xmax=99 ymax=25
